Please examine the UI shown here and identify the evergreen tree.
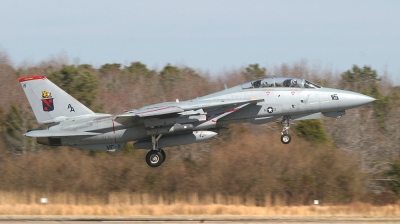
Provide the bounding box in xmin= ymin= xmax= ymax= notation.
xmin=47 ymin=65 xmax=99 ymax=108
xmin=4 ymin=105 xmax=37 ymax=154
xmin=243 ymin=63 xmax=267 ymax=80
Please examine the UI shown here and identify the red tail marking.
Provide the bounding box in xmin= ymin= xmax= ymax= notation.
xmin=42 ymin=99 xmax=52 ymax=109
xmin=19 ymin=76 xmax=46 ymax=82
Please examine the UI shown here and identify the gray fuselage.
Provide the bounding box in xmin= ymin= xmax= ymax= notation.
xmin=45 ymin=78 xmax=374 ymax=149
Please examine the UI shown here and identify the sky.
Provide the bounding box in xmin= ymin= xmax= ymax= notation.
xmin=0 ymin=0 xmax=399 ymax=82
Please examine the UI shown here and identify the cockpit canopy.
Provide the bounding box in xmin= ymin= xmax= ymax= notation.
xmin=241 ymin=77 xmax=321 ymax=89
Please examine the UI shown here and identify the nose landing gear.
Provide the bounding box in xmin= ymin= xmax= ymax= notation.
xmin=280 ymin=116 xmax=292 ymax=144
xmin=281 ymin=133 xmax=291 ymax=144
xmin=145 ymin=134 xmax=166 ymax=167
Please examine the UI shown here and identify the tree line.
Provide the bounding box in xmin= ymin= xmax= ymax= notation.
xmin=0 ymin=52 xmax=400 ymax=205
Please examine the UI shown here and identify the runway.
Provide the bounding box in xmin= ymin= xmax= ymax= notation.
xmin=1 ymin=219 xmax=400 ymax=224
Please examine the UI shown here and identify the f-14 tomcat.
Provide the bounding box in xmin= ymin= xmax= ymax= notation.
xmin=19 ymin=76 xmax=375 ymax=167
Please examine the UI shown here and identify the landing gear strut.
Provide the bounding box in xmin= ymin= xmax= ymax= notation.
xmin=145 ymin=134 xmax=165 ymax=167
xmin=280 ymin=116 xmax=292 ymax=144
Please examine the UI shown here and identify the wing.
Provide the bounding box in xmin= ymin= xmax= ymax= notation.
xmin=115 ymin=105 xmax=184 ymax=124
xmin=131 ymin=105 xmax=184 ymax=117
xmin=114 ymin=98 xmax=264 ymax=126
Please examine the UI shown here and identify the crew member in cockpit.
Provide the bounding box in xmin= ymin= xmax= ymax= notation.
xmin=283 ymin=78 xmax=299 ymax=87
xmin=290 ymin=79 xmax=298 ymax=87
xmin=252 ymin=80 xmax=262 ymax=88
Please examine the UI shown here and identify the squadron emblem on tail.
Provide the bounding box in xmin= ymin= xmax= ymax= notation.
xmin=41 ymin=90 xmax=54 ymax=112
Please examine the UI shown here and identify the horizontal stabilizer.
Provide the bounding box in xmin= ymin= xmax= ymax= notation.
xmin=24 ymin=130 xmax=99 ymax=137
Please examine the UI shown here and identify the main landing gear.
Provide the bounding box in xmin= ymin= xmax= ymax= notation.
xmin=145 ymin=134 xmax=166 ymax=167
xmin=280 ymin=116 xmax=292 ymax=144
xmin=146 ymin=149 xmax=165 ymax=167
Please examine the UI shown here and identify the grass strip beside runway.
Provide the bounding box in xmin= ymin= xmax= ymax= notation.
xmin=0 ymin=203 xmax=399 ymax=217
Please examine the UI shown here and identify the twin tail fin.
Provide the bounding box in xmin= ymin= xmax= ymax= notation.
xmin=19 ymin=76 xmax=94 ymax=124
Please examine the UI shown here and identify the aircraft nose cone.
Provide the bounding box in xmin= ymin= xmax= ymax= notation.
xmin=357 ymin=94 xmax=376 ymax=105
xmin=338 ymin=91 xmax=376 ymax=109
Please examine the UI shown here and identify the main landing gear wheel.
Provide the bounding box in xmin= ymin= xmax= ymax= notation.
xmin=145 ymin=134 xmax=165 ymax=167
xmin=146 ymin=150 xmax=164 ymax=167
xmin=159 ymin=148 xmax=166 ymax=163
xmin=281 ymin=134 xmax=292 ymax=144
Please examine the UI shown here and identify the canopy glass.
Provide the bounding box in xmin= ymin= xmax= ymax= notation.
xmin=241 ymin=77 xmax=321 ymax=89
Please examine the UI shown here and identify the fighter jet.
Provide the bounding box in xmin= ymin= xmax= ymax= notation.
xmin=19 ymin=76 xmax=375 ymax=167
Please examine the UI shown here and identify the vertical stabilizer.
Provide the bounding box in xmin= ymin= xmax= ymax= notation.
xmin=19 ymin=76 xmax=94 ymax=124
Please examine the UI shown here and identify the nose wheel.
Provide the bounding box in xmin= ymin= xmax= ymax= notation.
xmin=281 ymin=134 xmax=291 ymax=144
xmin=280 ymin=116 xmax=292 ymax=144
